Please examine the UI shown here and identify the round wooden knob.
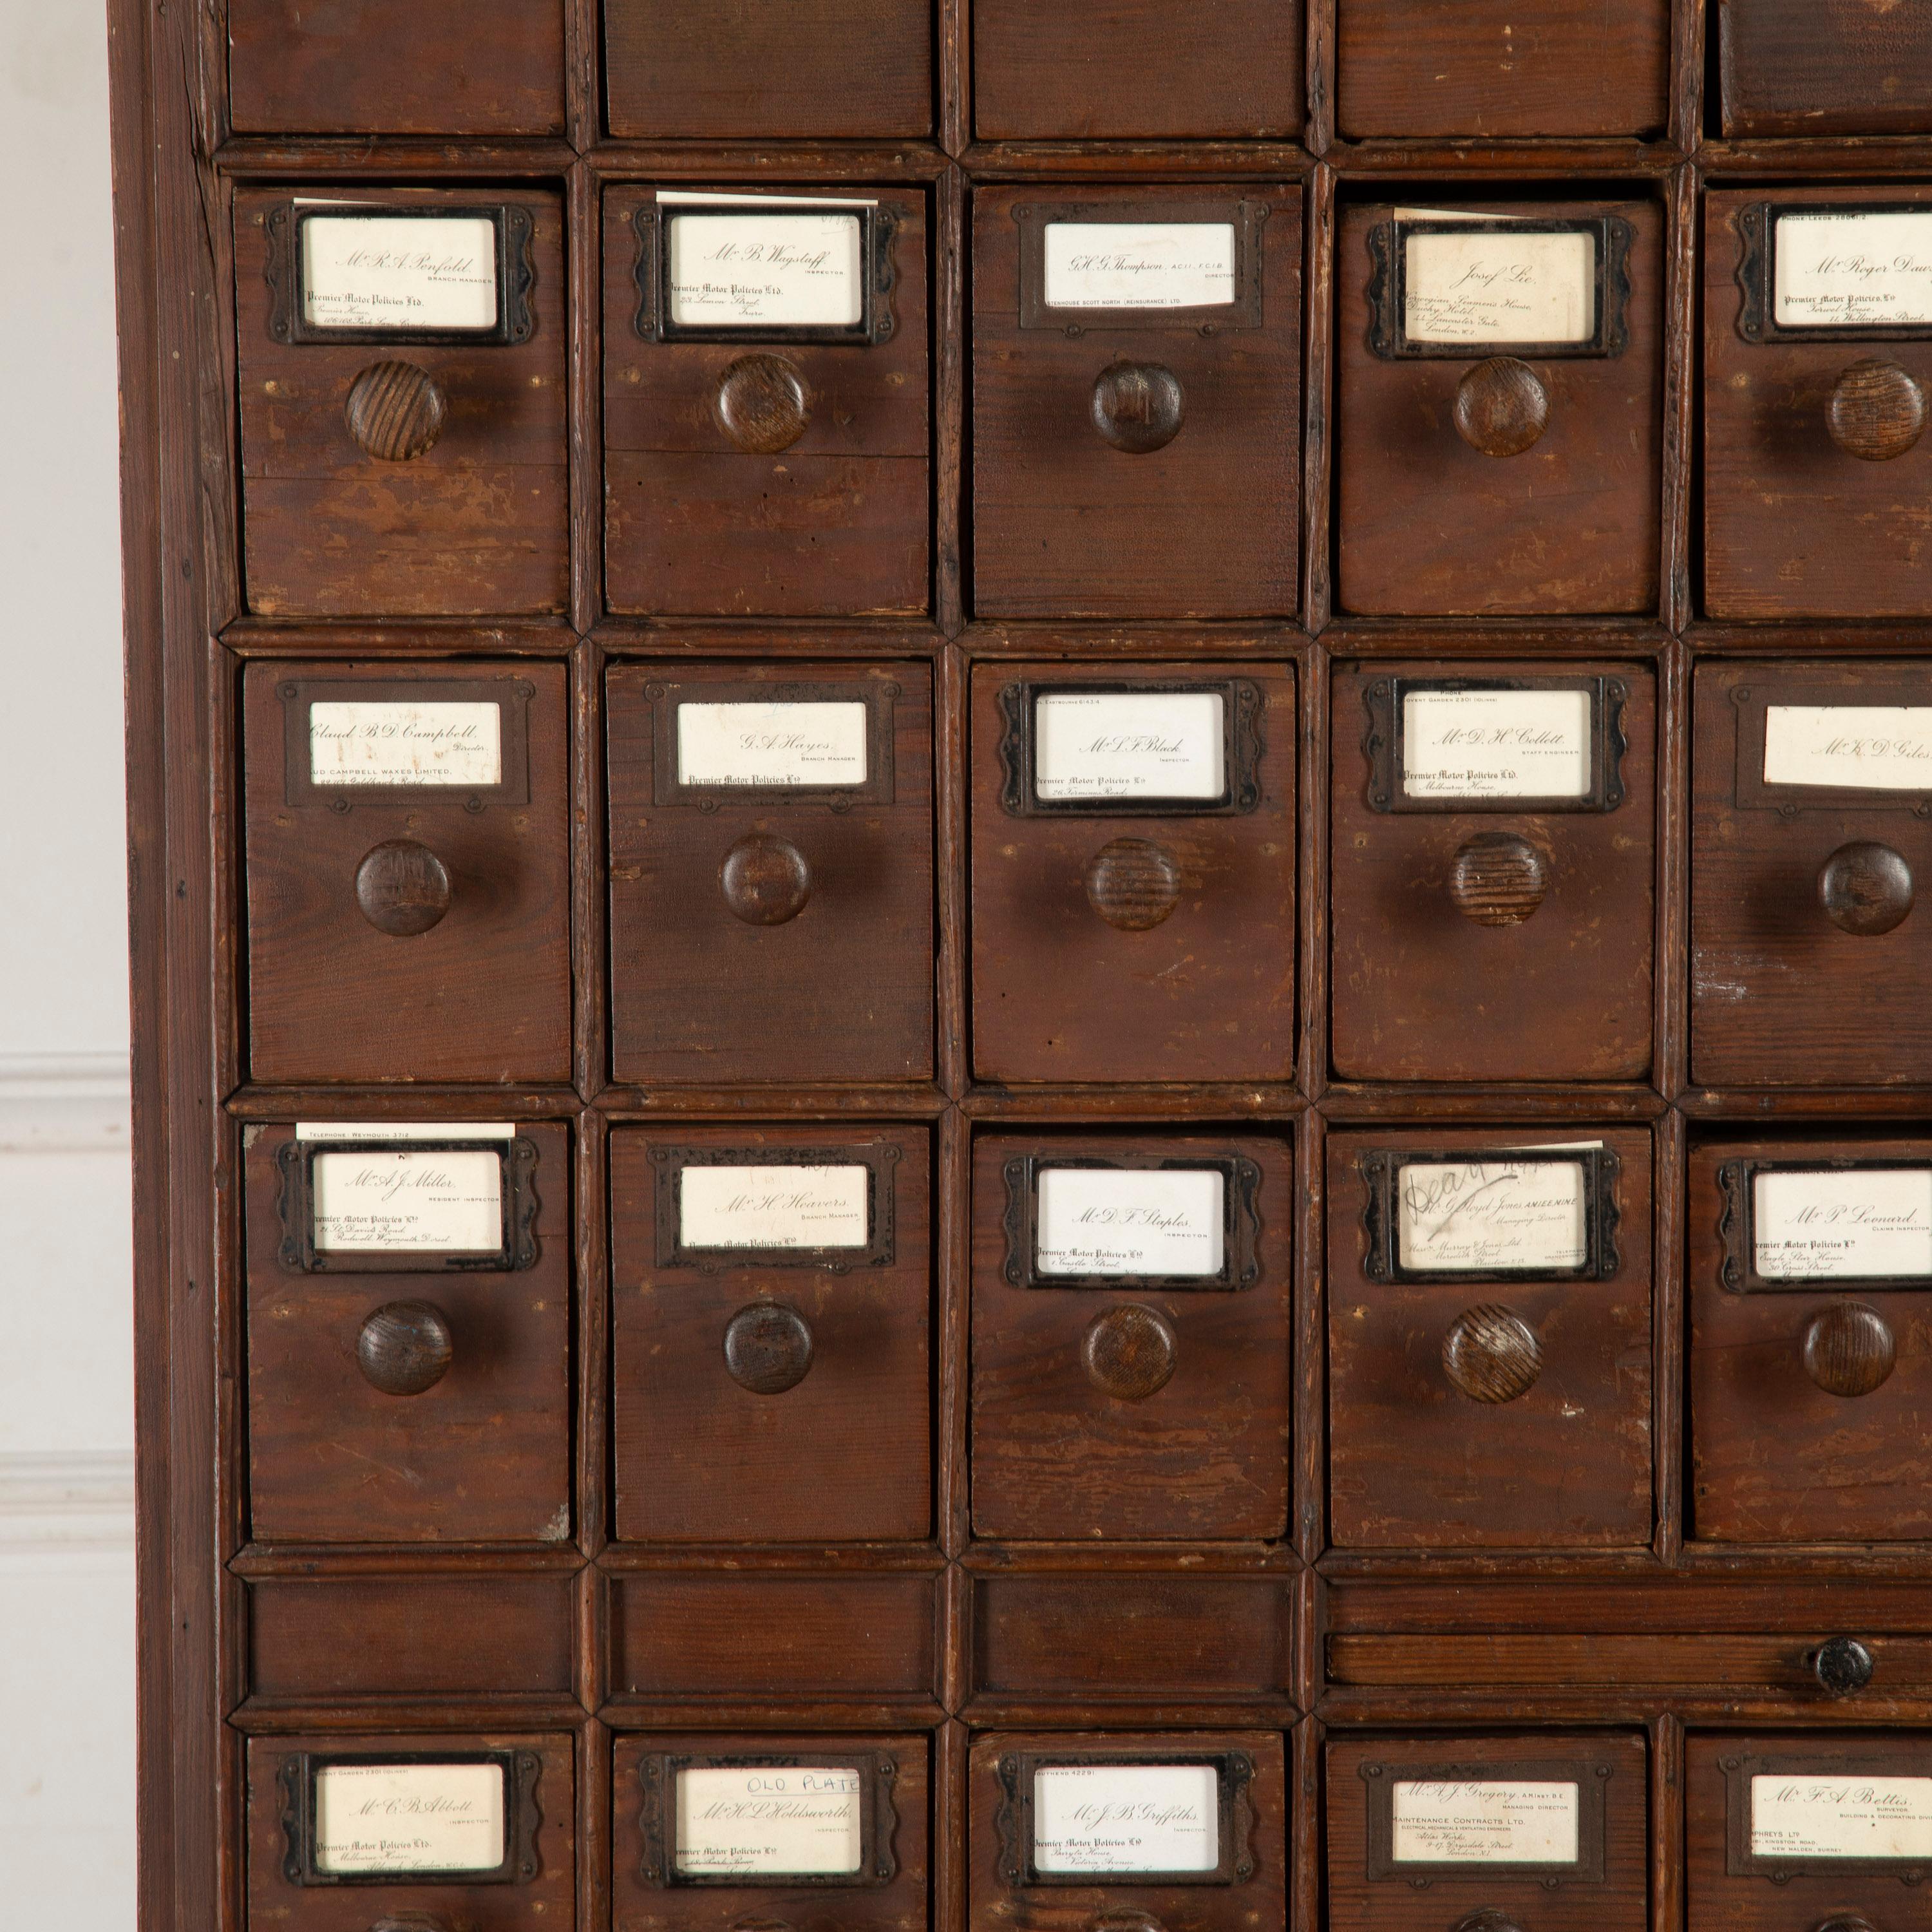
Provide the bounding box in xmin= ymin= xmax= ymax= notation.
xmin=1819 ymin=840 xmax=1914 ymax=936
xmin=1081 ymin=1304 xmax=1177 ymax=1401
xmin=723 ymin=1303 xmax=814 ymax=1395
xmin=344 ymin=360 xmax=446 ymax=461
xmin=1803 ymin=1302 xmax=1897 ymax=1398
xmin=355 ymin=1301 xmax=453 ymax=1397
xmin=354 ymin=838 xmax=452 ymax=936
xmin=719 ymin=833 xmax=812 ymax=925
xmin=1828 ymin=359 xmax=1926 ymax=462
xmin=1448 ymin=832 xmax=1549 ymax=926
xmin=1813 ymin=1915 xmax=1879 ymax=1932
xmin=715 ymin=353 xmax=811 ymax=455
xmin=1453 ymin=357 xmax=1549 ymax=457
xmin=1443 ymin=1305 xmax=1542 ymax=1404
xmin=1811 ymin=1636 xmax=1877 ymax=1697
xmin=1450 ymin=1914 xmax=1526 ymax=1932
xmin=1084 ymin=838 xmax=1181 ymax=931
xmin=1091 ymin=361 xmax=1184 ymax=453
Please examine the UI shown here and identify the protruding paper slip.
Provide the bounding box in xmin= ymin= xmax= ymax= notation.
xmin=674 ymin=1766 xmax=865 ymax=1877
xmin=312 ymin=1761 xmax=506 ymax=1875
xmin=1032 ymin=1764 xmax=1220 ymax=1874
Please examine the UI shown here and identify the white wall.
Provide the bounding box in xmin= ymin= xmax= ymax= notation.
xmin=0 ymin=1 xmax=137 ymax=1926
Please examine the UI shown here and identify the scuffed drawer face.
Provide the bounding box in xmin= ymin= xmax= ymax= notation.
xmin=1327 ymin=1128 xmax=1655 ymax=1549
xmin=1327 ymin=1732 xmax=1650 ymax=1932
xmin=969 ymin=660 xmax=1296 ymax=1084
xmin=1720 ymin=0 xmax=1932 ymax=137
xmin=233 ymin=187 xmax=568 ymax=618
xmin=969 ymin=1732 xmax=1287 ymax=1932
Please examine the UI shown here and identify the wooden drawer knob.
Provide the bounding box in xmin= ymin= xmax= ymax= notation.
xmin=1092 ymin=361 xmax=1184 ymax=453
xmin=1810 ymin=1635 xmax=1877 ymax=1696
xmin=1085 ymin=837 xmax=1182 ymax=930
xmin=1449 ymin=832 xmax=1549 ymax=926
xmin=1081 ymin=1303 xmax=1177 ymax=1401
xmin=1819 ymin=840 xmax=1914 ymax=936
xmin=1454 ymin=356 xmax=1549 ymax=457
xmin=354 ymin=838 xmax=452 ymax=936
xmin=1443 ymin=1305 xmax=1542 ymax=1404
xmin=344 ymin=360 xmax=446 ymax=461
xmin=1803 ymin=1302 xmax=1897 ymax=1397
xmin=1450 ymin=1914 xmax=1526 ymax=1932
xmin=356 ymin=1301 xmax=454 ymax=1397
xmin=720 ymin=833 xmax=812 ymax=925
xmin=723 ymin=1303 xmax=814 ymax=1395
xmin=1828 ymin=358 xmax=1926 ymax=462
xmin=1813 ymin=1916 xmax=1879 ymax=1932
xmin=715 ymin=352 xmax=811 ymax=455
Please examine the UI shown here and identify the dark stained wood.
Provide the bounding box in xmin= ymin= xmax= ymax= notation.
xmin=1719 ymin=0 xmax=1932 ymax=136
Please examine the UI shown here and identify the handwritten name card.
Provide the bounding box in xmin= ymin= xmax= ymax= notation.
xmin=1392 ymin=1781 xmax=1579 ymax=1865
xmin=676 ymin=701 xmax=869 ymax=788
xmin=1754 ymin=1168 xmax=1932 ymax=1280
xmin=1763 ymin=705 xmax=1932 ymax=790
xmin=308 ymin=701 xmax=502 ymax=788
xmin=1036 ymin=1168 xmax=1225 ymax=1278
xmin=667 ymin=210 xmax=863 ymax=328
xmin=1032 ymin=1764 xmax=1220 ymax=1875
xmin=312 ymin=1762 xmax=505 ymax=1875
xmin=1774 ymin=209 xmax=1932 ymax=330
xmin=1752 ymin=1775 xmax=1932 ymax=1860
xmin=679 ymin=1164 xmax=869 ymax=1250
xmin=1403 ymin=227 xmax=1595 ymax=346
xmin=675 ymin=1766 xmax=864 ymax=1878
xmin=1403 ymin=688 xmax=1593 ymax=800
xmin=1397 ymin=1159 xmax=1589 ymax=1273
xmin=301 ymin=213 xmax=498 ymax=332
xmin=1034 ymin=692 xmax=1226 ymax=802
xmin=1043 ymin=223 xmax=1236 ymax=310
xmin=312 ymin=1149 xmax=502 ymax=1253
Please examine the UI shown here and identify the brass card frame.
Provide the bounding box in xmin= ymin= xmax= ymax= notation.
xmin=1358 ymin=1755 xmax=1613 ymax=1886
xmin=1715 ymin=1156 xmax=1932 ymax=1292
xmin=650 ymin=1140 xmax=901 ymax=1271
xmin=645 ymin=676 xmax=899 ymax=809
xmin=1722 ymin=1750 xmax=1932 ymax=1882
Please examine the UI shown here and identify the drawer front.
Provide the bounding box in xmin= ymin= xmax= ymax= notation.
xmin=611 ymin=1125 xmax=932 ymax=1542
xmin=611 ymin=1733 xmax=929 ymax=1932
xmin=246 ymin=1732 xmax=575 ymax=1930
xmin=1327 ymin=1731 xmax=1649 ymax=1932
xmin=1336 ymin=0 xmax=1670 ymax=138
xmin=1327 ymin=1128 xmax=1654 ymax=1549
xmin=606 ymin=662 xmax=934 ymax=1084
xmin=1329 ymin=660 xmax=1656 ymax=1083
xmin=1688 ymin=1731 xmax=1932 ymax=1929
xmin=969 ymin=1732 xmax=1287 ymax=1932
xmin=243 ymin=660 xmax=573 ymax=1084
xmin=603 ymin=185 xmax=931 ymax=618
xmin=969 ymin=661 xmax=1296 ymax=1084
xmin=972 ymin=0 xmax=1302 ymax=139
xmin=971 ymin=182 xmax=1301 ymax=619
xmin=1690 ymin=1139 xmax=1932 ymax=1543
xmin=1691 ymin=659 xmax=1932 ymax=1086
xmin=1336 ymin=198 xmax=1663 ymax=616
xmin=604 ymin=0 xmax=934 ymax=138
xmin=229 ymin=0 xmax=565 ymax=134
xmin=234 ymin=187 xmax=569 ymax=617
xmin=245 ymin=1121 xmax=572 ymax=1544
xmin=1706 ymin=187 xmax=1932 ymax=618
xmin=969 ymin=1132 xmax=1293 ymax=1541
xmin=1721 ymin=0 xmax=1932 ymax=137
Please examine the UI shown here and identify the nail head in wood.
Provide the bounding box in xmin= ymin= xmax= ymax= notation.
xmin=343 ymin=360 xmax=446 ymax=462
xmin=354 ymin=838 xmax=453 ymax=936
xmin=1818 ymin=840 xmax=1914 ymax=936
xmin=1803 ymin=1302 xmax=1897 ymax=1398
xmin=1827 ymin=358 xmax=1926 ymax=462
xmin=719 ymin=833 xmax=813 ymax=925
xmin=1453 ymin=356 xmax=1549 ymax=457
xmin=723 ymin=1303 xmax=815 ymax=1395
xmin=1449 ymin=831 xmax=1550 ymax=927
xmin=1085 ymin=837 xmax=1182 ymax=931
xmin=1443 ymin=1305 xmax=1542 ymax=1404
xmin=355 ymin=1301 xmax=454 ymax=1397
xmin=1091 ymin=361 xmax=1184 ymax=453
xmin=715 ymin=352 xmax=812 ymax=455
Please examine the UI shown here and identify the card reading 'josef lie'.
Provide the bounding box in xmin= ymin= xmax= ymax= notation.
xmin=1401 ymin=219 xmax=1595 ymax=347
xmin=1036 ymin=1168 xmax=1226 ymax=1277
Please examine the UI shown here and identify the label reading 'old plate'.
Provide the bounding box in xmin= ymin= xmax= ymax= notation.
xmin=1403 ymin=227 xmax=1595 ymax=346
xmin=1036 ymin=1168 xmax=1225 ymax=1278
xmin=1392 ymin=1781 xmax=1580 ymax=1865
xmin=1774 ymin=209 xmax=1932 ymax=330
xmin=1032 ymin=1764 xmax=1220 ymax=1875
xmin=1397 ymin=1159 xmax=1589 ymax=1273
xmin=674 ymin=1766 xmax=864 ymax=1878
xmin=1752 ymin=1776 xmax=1932 ymax=1861
xmin=308 ymin=701 xmax=502 ymax=788
xmin=1754 ymin=1168 xmax=1932 ymax=1280
xmin=1763 ymin=706 xmax=1932 ymax=790
xmin=301 ymin=213 xmax=498 ymax=332
xmin=1034 ymin=692 xmax=1226 ymax=802
xmin=1043 ymin=223 xmax=1237 ymax=310
xmin=677 ymin=1165 xmax=870 ymax=1250
xmin=676 ymin=701 xmax=869 ymax=788
xmin=312 ymin=1762 xmax=506 ymax=1875
xmin=667 ymin=210 xmax=864 ymax=328
xmin=311 ymin=1150 xmax=503 ymax=1253
xmin=1402 ymin=688 xmax=1593 ymax=800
